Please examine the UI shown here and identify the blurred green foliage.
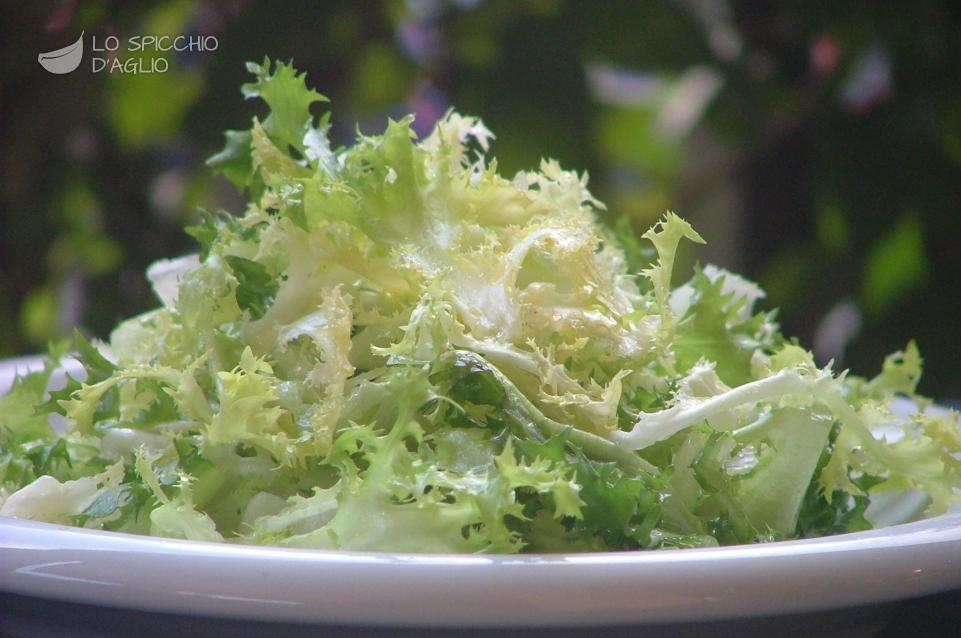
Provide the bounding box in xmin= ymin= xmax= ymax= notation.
xmin=1 ymin=0 xmax=959 ymax=396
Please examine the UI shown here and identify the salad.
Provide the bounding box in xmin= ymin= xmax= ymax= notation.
xmin=1 ymin=59 xmax=958 ymax=553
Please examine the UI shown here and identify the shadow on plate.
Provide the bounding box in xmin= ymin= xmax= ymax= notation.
xmin=2 ymin=590 xmax=959 ymax=638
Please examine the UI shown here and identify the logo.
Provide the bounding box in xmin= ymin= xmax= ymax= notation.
xmin=38 ymin=31 xmax=84 ymax=74
xmin=38 ymin=32 xmax=219 ymax=75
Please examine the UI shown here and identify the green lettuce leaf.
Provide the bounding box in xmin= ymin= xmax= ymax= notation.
xmin=2 ymin=57 xmax=958 ymax=554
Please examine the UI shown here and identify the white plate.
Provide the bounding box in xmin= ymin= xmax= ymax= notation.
xmin=1 ymin=356 xmax=960 ymax=629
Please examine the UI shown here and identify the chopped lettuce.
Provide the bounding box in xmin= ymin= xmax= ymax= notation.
xmin=1 ymin=58 xmax=959 ymax=553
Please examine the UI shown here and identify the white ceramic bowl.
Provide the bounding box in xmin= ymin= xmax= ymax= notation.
xmin=1 ymin=356 xmax=959 ymax=629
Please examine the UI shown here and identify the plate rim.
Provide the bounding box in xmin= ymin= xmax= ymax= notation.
xmin=3 ymin=507 xmax=961 ymax=627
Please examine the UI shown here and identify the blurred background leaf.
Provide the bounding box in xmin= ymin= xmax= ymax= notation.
xmin=0 ymin=0 xmax=959 ymax=398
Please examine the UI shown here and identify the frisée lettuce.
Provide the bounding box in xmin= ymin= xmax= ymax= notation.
xmin=1 ymin=58 xmax=959 ymax=552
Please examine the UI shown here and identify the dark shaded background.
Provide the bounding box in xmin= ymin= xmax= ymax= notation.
xmin=1 ymin=0 xmax=959 ymax=397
